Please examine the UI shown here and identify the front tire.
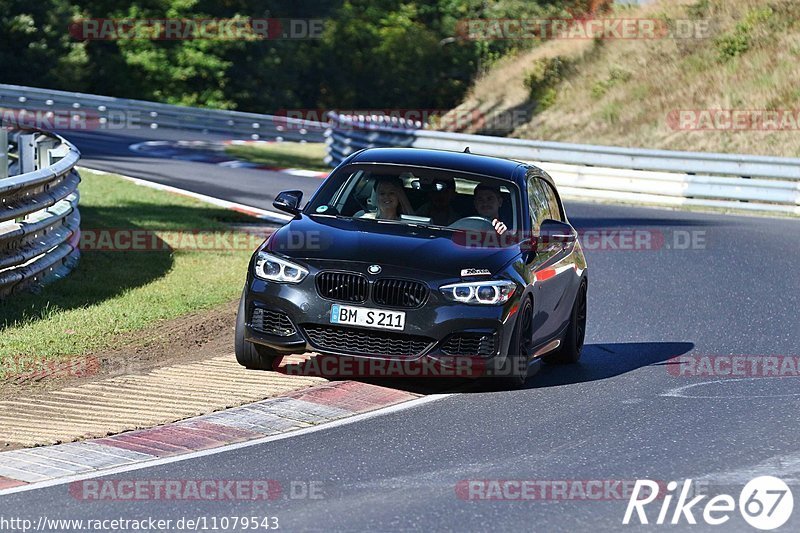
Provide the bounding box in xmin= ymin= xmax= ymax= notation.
xmin=543 ymin=280 xmax=587 ymax=365
xmin=498 ymin=296 xmax=533 ymax=388
xmin=235 ymin=291 xmax=282 ymax=371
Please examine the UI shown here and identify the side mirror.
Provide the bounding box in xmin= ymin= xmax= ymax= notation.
xmin=273 ymin=190 xmax=303 ymax=216
xmin=539 ymin=219 xmax=577 ymax=247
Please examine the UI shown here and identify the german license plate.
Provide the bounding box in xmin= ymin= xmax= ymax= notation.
xmin=330 ymin=304 xmax=406 ymax=331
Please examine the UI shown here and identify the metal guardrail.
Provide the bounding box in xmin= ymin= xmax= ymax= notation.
xmin=326 ymin=113 xmax=800 ymax=215
xmin=0 ymin=128 xmax=81 ymax=299
xmin=0 ymin=84 xmax=327 ymax=143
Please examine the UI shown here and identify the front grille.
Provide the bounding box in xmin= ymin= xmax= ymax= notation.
xmin=373 ymin=278 xmax=429 ymax=308
xmin=302 ymin=324 xmax=433 ymax=357
xmin=441 ymin=333 xmax=496 ymax=357
xmin=251 ymin=308 xmax=296 ymax=337
xmin=316 ymin=272 xmax=368 ymax=303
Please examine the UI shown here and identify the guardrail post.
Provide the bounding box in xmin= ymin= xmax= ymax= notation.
xmin=0 ymin=128 xmax=7 ymax=179
xmin=18 ymin=133 xmax=37 ymax=173
xmin=36 ymin=136 xmax=57 ymax=169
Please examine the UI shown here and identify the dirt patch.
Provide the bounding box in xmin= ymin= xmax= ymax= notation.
xmin=0 ymin=299 xmax=239 ymax=400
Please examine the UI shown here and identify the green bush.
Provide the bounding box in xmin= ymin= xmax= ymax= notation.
xmin=537 ymin=87 xmax=558 ymax=110
xmin=686 ymin=0 xmax=712 ymax=20
xmin=715 ymin=7 xmax=774 ymax=61
xmin=591 ymin=67 xmax=632 ymax=98
xmin=524 ymin=56 xmax=570 ymax=107
xmin=600 ymin=101 xmax=622 ymax=124
xmin=715 ymin=29 xmax=751 ymax=61
xmin=591 ymin=81 xmax=608 ymax=99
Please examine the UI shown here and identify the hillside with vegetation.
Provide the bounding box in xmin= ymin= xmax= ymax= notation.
xmin=444 ymin=0 xmax=800 ymax=157
xmin=0 ymin=0 xmax=608 ymax=113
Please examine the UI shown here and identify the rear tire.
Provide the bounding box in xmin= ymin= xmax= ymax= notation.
xmin=235 ymin=291 xmax=282 ymax=371
xmin=542 ymin=280 xmax=587 ymax=365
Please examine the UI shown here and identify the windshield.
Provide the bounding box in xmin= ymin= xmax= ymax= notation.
xmin=305 ymin=164 xmax=521 ymax=234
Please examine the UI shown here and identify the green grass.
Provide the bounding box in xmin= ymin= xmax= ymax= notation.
xmin=0 ymin=170 xmax=266 ymax=376
xmin=225 ymin=142 xmax=329 ymax=172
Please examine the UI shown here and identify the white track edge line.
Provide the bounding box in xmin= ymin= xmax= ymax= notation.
xmin=77 ymin=166 xmax=292 ymax=224
xmin=0 ymin=393 xmax=453 ymax=497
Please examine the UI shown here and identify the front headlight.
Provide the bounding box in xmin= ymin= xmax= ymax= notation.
xmin=254 ymin=252 xmax=308 ymax=283
xmin=440 ymin=280 xmax=517 ymax=305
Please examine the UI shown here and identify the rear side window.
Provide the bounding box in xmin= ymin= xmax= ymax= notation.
xmin=527 ymin=176 xmax=551 ymax=232
xmin=538 ymin=179 xmax=563 ymax=221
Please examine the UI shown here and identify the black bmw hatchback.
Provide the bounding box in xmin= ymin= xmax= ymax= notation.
xmin=235 ymin=148 xmax=588 ymax=386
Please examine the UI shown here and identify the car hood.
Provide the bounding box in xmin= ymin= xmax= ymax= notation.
xmin=263 ymin=215 xmax=521 ymax=277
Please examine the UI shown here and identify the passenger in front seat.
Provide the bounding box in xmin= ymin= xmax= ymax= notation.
xmin=358 ymin=176 xmax=413 ymax=221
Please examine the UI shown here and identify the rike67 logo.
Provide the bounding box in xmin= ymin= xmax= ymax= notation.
xmin=623 ymin=476 xmax=794 ymax=530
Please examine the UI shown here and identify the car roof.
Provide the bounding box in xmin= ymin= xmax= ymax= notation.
xmin=347 ymin=147 xmax=538 ymax=183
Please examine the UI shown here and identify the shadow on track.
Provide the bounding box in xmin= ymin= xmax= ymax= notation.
xmin=285 ymin=342 xmax=695 ymax=396
xmin=528 ymin=341 xmax=695 ymax=388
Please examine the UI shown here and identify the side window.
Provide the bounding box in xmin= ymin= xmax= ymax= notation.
xmin=538 ymin=180 xmax=563 ymax=221
xmin=526 ymin=175 xmax=550 ymax=232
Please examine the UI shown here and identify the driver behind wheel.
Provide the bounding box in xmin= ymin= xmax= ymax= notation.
xmin=473 ymin=184 xmax=509 ymax=235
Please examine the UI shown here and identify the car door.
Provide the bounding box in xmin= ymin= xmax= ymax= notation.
xmin=525 ymin=174 xmax=574 ymax=343
xmin=535 ymin=178 xmax=578 ymax=339
xmin=525 ymin=173 xmax=555 ymax=339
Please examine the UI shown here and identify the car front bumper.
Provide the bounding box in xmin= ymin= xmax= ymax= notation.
xmin=242 ymin=259 xmax=522 ymax=366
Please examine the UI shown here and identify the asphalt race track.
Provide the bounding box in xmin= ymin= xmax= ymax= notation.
xmin=65 ymin=127 xmax=321 ymax=208
xmin=1 ymin=127 xmax=798 ymax=531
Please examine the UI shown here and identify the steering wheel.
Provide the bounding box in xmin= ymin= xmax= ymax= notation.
xmin=448 ymin=216 xmax=495 ymax=231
